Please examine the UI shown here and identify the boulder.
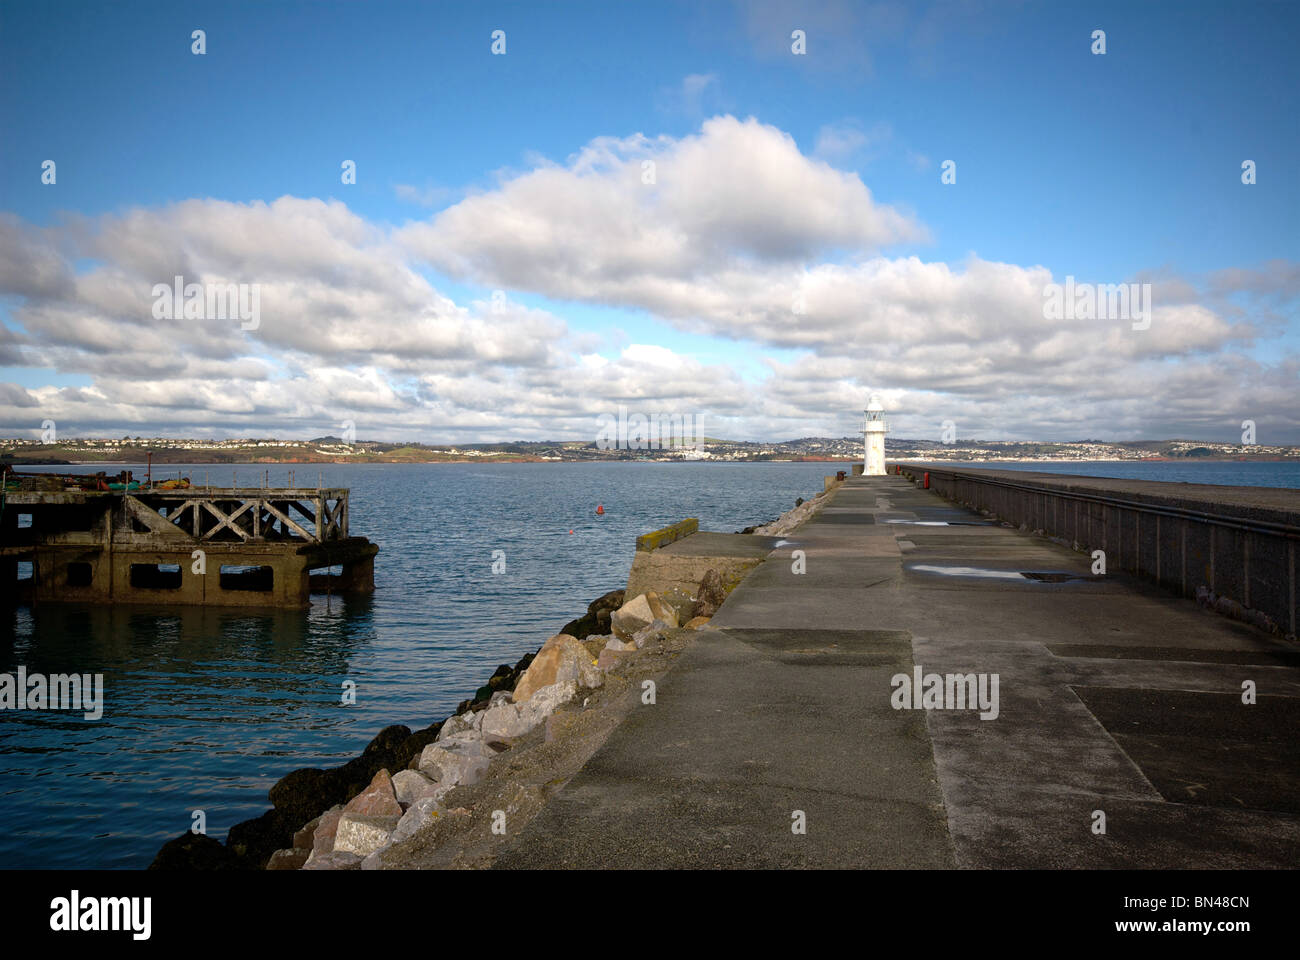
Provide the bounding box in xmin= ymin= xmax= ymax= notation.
xmin=645 ymin=592 xmax=679 ymax=628
xmin=302 ymin=849 xmax=362 ymax=871
xmin=513 ymin=633 xmax=601 ymax=702
xmin=632 ymin=618 xmax=670 ymax=649
xmin=292 ymin=814 xmax=322 ymax=850
xmin=560 ymin=589 xmax=625 ymax=640
xmin=684 ymin=616 xmax=712 ymax=629
xmin=482 ymin=679 xmax=576 ymax=740
xmin=391 ymin=769 xmax=447 ymax=806
xmin=437 ymin=709 xmax=484 ymax=742
xmin=611 ymin=594 xmax=656 ymax=639
xmin=148 ymin=831 xmax=238 ymax=871
xmin=597 ymin=648 xmax=635 ymax=671
xmin=581 ymin=635 xmax=609 ymax=660
xmin=604 ymin=636 xmax=636 ymax=652
xmin=418 ymin=738 xmax=494 ymax=787
xmin=392 ymin=796 xmax=445 ymax=844
xmin=266 ymin=847 xmax=310 ymax=871
xmin=392 ymin=722 xmax=443 ymax=772
xmin=342 ymin=768 xmax=403 ymax=818
xmin=333 ymin=812 xmax=400 ymax=856
xmin=487 ymin=663 xmax=515 ymax=692
xmin=267 ymin=767 xmax=345 ymax=827
xmin=224 ymin=808 xmax=298 ymax=869
xmin=691 ymin=569 xmax=726 ymax=618
xmin=311 ymin=805 xmax=344 ymax=853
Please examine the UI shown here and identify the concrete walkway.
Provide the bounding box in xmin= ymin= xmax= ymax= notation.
xmin=495 ymin=476 xmax=1300 ymax=868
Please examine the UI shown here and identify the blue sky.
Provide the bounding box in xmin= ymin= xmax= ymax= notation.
xmin=1 ymin=0 xmax=1297 ymax=442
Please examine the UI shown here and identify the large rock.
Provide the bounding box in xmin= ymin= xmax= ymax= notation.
xmin=333 ymin=813 xmax=400 ymax=856
xmin=513 ymin=634 xmax=601 ymax=702
xmin=311 ymin=805 xmax=344 ymax=853
xmin=482 ymin=680 xmax=577 ymax=740
xmin=292 ymin=814 xmax=322 ymax=850
xmin=645 ymin=592 xmax=678 ymax=627
xmin=611 ymin=594 xmax=655 ymax=639
xmin=148 ymin=831 xmax=238 ymax=871
xmin=684 ymin=616 xmax=711 ymax=629
xmin=597 ymin=647 xmax=635 ymax=670
xmin=631 ymin=619 xmax=671 ymax=649
xmin=437 ymin=710 xmax=484 ymax=742
xmin=267 ymin=767 xmax=345 ymax=826
xmin=560 ymin=589 xmax=626 ymax=640
xmin=266 ymin=847 xmax=310 ymax=870
xmin=302 ymin=849 xmax=362 ymax=871
xmin=224 ymin=808 xmax=298 ymax=870
xmin=418 ymin=737 xmax=494 ymax=787
xmin=692 ymin=569 xmax=726 ymax=618
xmin=391 ymin=796 xmax=445 ymax=844
xmin=342 ymin=768 xmax=403 ymax=818
xmin=391 ymin=769 xmax=448 ymax=806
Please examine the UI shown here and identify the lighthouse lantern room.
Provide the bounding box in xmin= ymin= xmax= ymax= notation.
xmin=862 ymin=395 xmax=887 ymax=476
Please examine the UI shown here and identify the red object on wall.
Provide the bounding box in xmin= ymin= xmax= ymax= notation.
xmin=923 ymin=472 xmax=930 ymax=489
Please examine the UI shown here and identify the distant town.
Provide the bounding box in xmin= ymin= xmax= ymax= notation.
xmin=2 ymin=434 xmax=1297 ymax=466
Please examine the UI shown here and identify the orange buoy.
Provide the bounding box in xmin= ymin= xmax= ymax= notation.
xmin=596 ymin=504 xmax=604 ymax=515
xmin=569 ymin=529 xmax=574 ymax=534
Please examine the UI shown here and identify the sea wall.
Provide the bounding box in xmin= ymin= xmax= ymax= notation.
xmin=896 ymin=462 xmax=1300 ymax=640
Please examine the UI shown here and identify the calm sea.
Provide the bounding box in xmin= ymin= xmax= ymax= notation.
xmin=0 ymin=461 xmax=833 ymax=869
xmin=2 ymin=458 xmax=1297 ymax=869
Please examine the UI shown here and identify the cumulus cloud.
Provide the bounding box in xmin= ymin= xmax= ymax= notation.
xmin=399 ymin=115 xmax=927 ymax=294
xmin=0 ymin=115 xmax=1294 ymax=443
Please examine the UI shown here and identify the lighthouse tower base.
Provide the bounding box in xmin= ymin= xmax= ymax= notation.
xmin=865 ymin=433 xmax=886 ymax=475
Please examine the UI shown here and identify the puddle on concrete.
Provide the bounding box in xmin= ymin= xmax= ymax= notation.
xmin=909 ymin=564 xmax=1088 ymax=582
xmin=880 ymin=519 xmax=994 ymax=526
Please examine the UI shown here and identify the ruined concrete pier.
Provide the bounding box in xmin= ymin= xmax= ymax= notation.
xmin=1 ymin=478 xmax=377 ymax=608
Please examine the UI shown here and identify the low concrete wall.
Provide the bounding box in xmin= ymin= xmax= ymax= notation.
xmin=634 ymin=518 xmax=699 ymax=552
xmin=625 ymin=529 xmax=778 ymax=618
xmin=895 ymin=462 xmax=1300 ymax=640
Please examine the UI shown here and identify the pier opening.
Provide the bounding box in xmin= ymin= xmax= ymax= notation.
xmin=219 ymin=564 xmax=274 ymax=592
xmin=66 ymin=562 xmax=92 ymax=587
xmin=308 ymin=564 xmax=345 ymax=593
xmin=129 ymin=563 xmax=182 ymax=590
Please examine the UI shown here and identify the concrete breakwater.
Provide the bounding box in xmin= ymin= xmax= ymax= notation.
xmin=149 ymin=484 xmax=833 ymax=870
xmin=897 ymin=463 xmax=1300 ymax=641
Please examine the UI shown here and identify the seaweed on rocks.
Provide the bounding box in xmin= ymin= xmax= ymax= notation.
xmin=560 ymin=589 xmax=625 ymax=640
xmin=147 ymin=588 xmax=624 ymax=871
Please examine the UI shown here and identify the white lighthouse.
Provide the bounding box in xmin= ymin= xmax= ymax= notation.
xmin=862 ymin=394 xmax=887 ymax=476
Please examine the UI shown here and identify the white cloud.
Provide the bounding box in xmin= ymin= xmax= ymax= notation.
xmin=0 ymin=115 xmax=1294 ymax=443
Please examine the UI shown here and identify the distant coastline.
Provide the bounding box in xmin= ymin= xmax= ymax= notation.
xmin=4 ymin=434 xmax=1298 ymax=468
